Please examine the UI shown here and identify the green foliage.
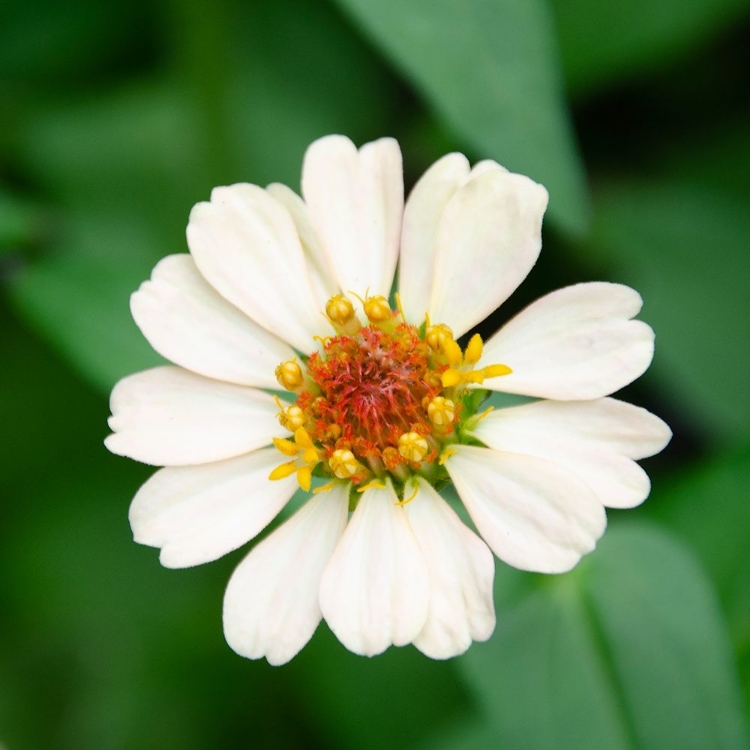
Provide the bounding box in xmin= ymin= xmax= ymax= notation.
xmin=651 ymin=447 xmax=750 ymax=706
xmin=334 ymin=0 xmax=590 ymax=234
xmin=457 ymin=524 xmax=749 ymax=750
xmin=551 ymin=0 xmax=748 ymax=95
xmin=589 ymin=181 xmax=750 ymax=443
xmin=1 ymin=0 xmax=749 ymax=746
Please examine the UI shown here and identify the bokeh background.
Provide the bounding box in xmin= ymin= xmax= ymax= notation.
xmin=2 ymin=0 xmax=749 ymax=748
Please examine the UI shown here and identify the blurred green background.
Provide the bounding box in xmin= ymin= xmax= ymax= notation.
xmin=1 ymin=0 xmax=749 ymax=748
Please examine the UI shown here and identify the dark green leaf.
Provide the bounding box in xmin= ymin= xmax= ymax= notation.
xmin=550 ymin=0 xmax=748 ymax=95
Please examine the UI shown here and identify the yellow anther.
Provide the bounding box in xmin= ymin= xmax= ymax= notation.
xmin=425 ymin=324 xmax=453 ymax=352
xmin=269 ymin=461 xmax=297 ymax=481
xmin=277 ymin=404 xmax=306 ymax=431
xmin=272 ymin=437 xmax=298 ymax=457
xmin=464 ymin=333 xmax=484 ymax=365
xmin=275 ymin=359 xmax=303 ymax=391
xmin=357 ymin=480 xmax=386 ymax=493
xmin=443 ymin=338 xmax=463 ymax=367
xmin=398 ymin=431 xmax=429 ymax=462
xmin=395 ymin=483 xmax=419 ymax=506
xmin=441 ymin=368 xmax=463 ymax=388
xmin=329 ymin=449 xmax=359 ymax=479
xmin=326 ymin=294 xmax=355 ymax=325
xmin=313 ymin=481 xmax=335 ymax=495
xmin=438 ymin=447 xmax=457 ymax=465
xmin=363 ymin=295 xmax=391 ymax=322
xmin=297 ymin=465 xmax=313 ymax=493
xmin=427 ymin=396 xmax=456 ymax=427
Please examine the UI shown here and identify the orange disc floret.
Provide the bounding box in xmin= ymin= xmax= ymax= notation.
xmin=301 ymin=323 xmax=441 ymax=460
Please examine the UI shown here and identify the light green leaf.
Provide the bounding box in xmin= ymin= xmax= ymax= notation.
xmin=333 ymin=0 xmax=590 ymax=234
xmin=551 ymin=0 xmax=748 ymax=95
xmin=589 ymin=181 xmax=750 ymax=443
xmin=458 ymin=523 xmax=749 ymax=750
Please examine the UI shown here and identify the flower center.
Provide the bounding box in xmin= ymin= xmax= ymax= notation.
xmin=305 ymin=323 xmax=438 ymax=454
xmin=269 ymin=293 xmax=512 ymax=498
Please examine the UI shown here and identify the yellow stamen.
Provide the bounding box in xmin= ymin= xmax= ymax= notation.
xmin=357 ymin=480 xmax=386 ymax=493
xmin=269 ymin=461 xmax=297 ymax=481
xmin=427 ymin=396 xmax=456 ymax=427
xmin=466 ymin=406 xmax=495 ymax=429
xmin=275 ymin=359 xmax=303 ymax=391
xmin=398 ymin=431 xmax=429 ymax=462
xmin=464 ymin=333 xmax=483 ymax=365
xmin=272 ymin=437 xmax=298 ymax=457
xmin=394 ymin=483 xmax=419 ymax=506
xmin=394 ymin=292 xmax=405 ymax=320
xmin=325 ymin=294 xmax=355 ymax=325
xmin=329 ymin=449 xmax=359 ymax=479
xmin=438 ymin=447 xmax=457 ymax=465
xmin=313 ymin=482 xmax=335 ymax=494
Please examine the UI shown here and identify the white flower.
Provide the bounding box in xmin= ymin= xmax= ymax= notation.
xmin=106 ymin=135 xmax=671 ymax=665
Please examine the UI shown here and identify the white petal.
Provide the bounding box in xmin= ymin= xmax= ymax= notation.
xmin=481 ymin=397 xmax=671 ymax=459
xmin=187 ymin=183 xmax=326 ymax=352
xmin=105 ymin=366 xmax=280 ymax=466
xmin=468 ymin=159 xmax=508 ymax=179
xmin=428 ymin=169 xmax=548 ymax=338
xmin=319 ymin=481 xmax=429 ymax=656
xmin=130 ymin=254 xmax=294 ymax=388
xmin=405 ymin=479 xmax=495 ymax=659
xmin=481 ymin=282 xmax=655 ymax=400
xmin=399 ymin=153 xmax=470 ymax=324
xmin=128 ymin=448 xmax=297 ymax=568
xmin=470 ymin=407 xmax=652 ymax=509
xmin=223 ymin=483 xmax=349 ymax=665
xmin=302 ymin=135 xmax=403 ymax=299
xmin=446 ymin=445 xmax=606 ymax=574
xmin=265 ymin=182 xmax=338 ymax=306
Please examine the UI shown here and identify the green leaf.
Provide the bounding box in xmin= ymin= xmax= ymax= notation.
xmin=6 ymin=0 xmax=398 ymax=392
xmin=550 ymin=0 xmax=748 ymax=95
xmin=6 ymin=82 xmax=203 ymax=390
xmin=333 ymin=0 xmax=590 ymax=235
xmin=457 ymin=523 xmax=749 ymax=750
xmin=650 ymin=446 xmax=750 ymax=703
xmin=0 ymin=187 xmax=48 ymax=254
xmin=0 ymin=0 xmax=150 ymax=84
xmin=588 ymin=181 xmax=750 ymax=443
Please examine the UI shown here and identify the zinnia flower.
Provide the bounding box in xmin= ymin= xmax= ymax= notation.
xmin=106 ymin=135 xmax=671 ymax=665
